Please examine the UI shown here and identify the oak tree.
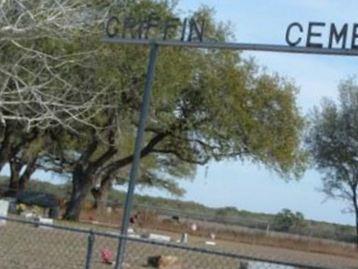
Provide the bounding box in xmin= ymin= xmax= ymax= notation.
xmin=307 ymin=79 xmax=358 ymax=246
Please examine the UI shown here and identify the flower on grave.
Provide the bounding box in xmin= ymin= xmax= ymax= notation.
xmin=100 ymin=248 xmax=114 ymax=264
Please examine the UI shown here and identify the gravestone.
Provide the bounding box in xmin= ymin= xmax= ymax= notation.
xmin=36 ymin=217 xmax=54 ymax=230
xmin=21 ymin=212 xmax=35 ymax=219
xmin=190 ymin=223 xmax=197 ymax=232
xmin=145 ymin=233 xmax=171 ymax=242
xmin=180 ymin=233 xmax=188 ymax=244
xmin=0 ymin=200 xmax=10 ymax=225
xmin=6 ymin=198 xmax=17 ymax=214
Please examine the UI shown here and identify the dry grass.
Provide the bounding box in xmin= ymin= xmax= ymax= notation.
xmin=1 ymin=217 xmax=358 ymax=269
xmin=0 ymin=221 xmax=269 ymax=269
xmin=0 ymin=216 xmax=358 ymax=269
xmin=81 ymin=208 xmax=358 ymax=261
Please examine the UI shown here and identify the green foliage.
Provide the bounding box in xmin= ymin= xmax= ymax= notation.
xmin=272 ymin=209 xmax=306 ymax=232
xmin=306 ymin=78 xmax=358 ymax=244
xmin=1 ymin=0 xmax=307 ymax=220
xmin=215 ymin=207 xmax=239 ymax=217
xmin=307 ymin=79 xmax=358 ymax=198
xmin=73 ymin=0 xmax=306 ymax=177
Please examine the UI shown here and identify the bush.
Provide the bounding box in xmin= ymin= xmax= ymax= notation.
xmin=215 ymin=207 xmax=239 ymax=217
xmin=272 ymin=209 xmax=306 ymax=232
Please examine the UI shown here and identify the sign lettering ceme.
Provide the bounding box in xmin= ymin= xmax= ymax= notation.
xmin=105 ymin=15 xmax=358 ymax=50
xmin=286 ymin=22 xmax=358 ymax=49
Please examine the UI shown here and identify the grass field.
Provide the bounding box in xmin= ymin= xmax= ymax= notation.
xmin=0 ymin=220 xmax=251 ymax=269
xmin=81 ymin=209 xmax=358 ymax=264
xmin=1 ymin=218 xmax=358 ymax=269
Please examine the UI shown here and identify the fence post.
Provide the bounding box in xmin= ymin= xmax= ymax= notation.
xmin=85 ymin=230 xmax=95 ymax=269
xmin=239 ymin=261 xmax=249 ymax=269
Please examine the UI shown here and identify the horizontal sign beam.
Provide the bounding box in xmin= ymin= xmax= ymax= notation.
xmin=102 ymin=37 xmax=358 ymax=56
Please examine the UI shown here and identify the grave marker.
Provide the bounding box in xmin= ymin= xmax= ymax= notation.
xmin=0 ymin=200 xmax=9 ymax=225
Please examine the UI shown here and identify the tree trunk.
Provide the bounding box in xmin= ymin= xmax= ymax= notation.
xmin=355 ymin=209 xmax=358 ymax=248
xmin=8 ymin=159 xmax=22 ymax=196
xmin=353 ymin=191 xmax=358 ymax=248
xmin=0 ymin=126 xmax=13 ymax=172
xmin=91 ymin=177 xmax=112 ymax=211
xmin=18 ymin=156 xmax=37 ymax=192
xmin=0 ymin=147 xmax=10 ymax=172
xmin=18 ymin=174 xmax=29 ymax=192
xmin=63 ymin=165 xmax=94 ymax=221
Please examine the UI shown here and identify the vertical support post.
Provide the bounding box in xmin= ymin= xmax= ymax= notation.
xmin=85 ymin=231 xmax=95 ymax=269
xmin=115 ymin=42 xmax=159 ymax=269
xmin=239 ymin=261 xmax=249 ymax=269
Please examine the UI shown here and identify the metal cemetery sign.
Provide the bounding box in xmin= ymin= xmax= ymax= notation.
xmin=286 ymin=22 xmax=358 ymax=49
xmin=104 ymin=15 xmax=358 ymax=56
xmin=106 ymin=14 xmax=205 ymax=42
xmin=103 ymin=13 xmax=358 ymax=269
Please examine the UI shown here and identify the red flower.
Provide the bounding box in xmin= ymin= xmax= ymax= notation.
xmin=100 ymin=248 xmax=114 ymax=264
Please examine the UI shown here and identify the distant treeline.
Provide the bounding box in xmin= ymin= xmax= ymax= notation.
xmin=0 ymin=176 xmax=355 ymax=243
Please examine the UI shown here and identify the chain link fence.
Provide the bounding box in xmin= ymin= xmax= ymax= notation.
xmin=0 ymin=183 xmax=355 ymax=245
xmin=0 ymin=215 xmax=349 ymax=269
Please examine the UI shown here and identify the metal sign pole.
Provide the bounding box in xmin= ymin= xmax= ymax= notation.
xmin=102 ymin=37 xmax=358 ymax=57
xmin=114 ymin=42 xmax=159 ymax=269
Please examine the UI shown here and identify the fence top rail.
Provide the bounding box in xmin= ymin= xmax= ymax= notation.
xmin=0 ymin=215 xmax=92 ymax=235
xmin=0 ymin=215 xmax=331 ymax=269
xmin=102 ymin=37 xmax=358 ymax=57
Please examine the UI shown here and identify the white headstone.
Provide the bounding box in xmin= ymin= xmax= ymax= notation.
xmin=147 ymin=233 xmax=171 ymax=242
xmin=37 ymin=217 xmax=54 ymax=229
xmin=21 ymin=212 xmax=35 ymax=219
xmin=128 ymin=233 xmax=141 ymax=239
xmin=180 ymin=233 xmax=188 ymax=244
xmin=0 ymin=200 xmax=9 ymax=225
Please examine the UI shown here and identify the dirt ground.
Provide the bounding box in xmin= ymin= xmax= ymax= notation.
xmin=0 ymin=220 xmax=357 ymax=269
xmin=82 ymin=208 xmax=358 ymax=260
xmin=141 ymin=228 xmax=358 ymax=269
